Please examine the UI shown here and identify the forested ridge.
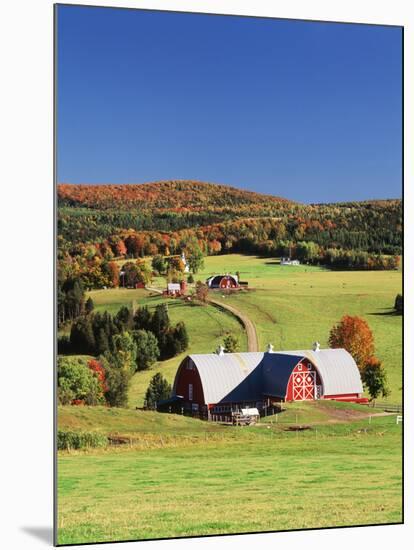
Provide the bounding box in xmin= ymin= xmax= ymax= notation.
xmin=58 ymin=180 xmax=292 ymax=209
xmin=58 ymin=180 xmax=401 ymax=255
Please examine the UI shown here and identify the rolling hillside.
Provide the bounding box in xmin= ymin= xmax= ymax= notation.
xmin=57 ymin=180 xmax=402 ymax=261
xmin=58 ymin=180 xmax=293 ymax=210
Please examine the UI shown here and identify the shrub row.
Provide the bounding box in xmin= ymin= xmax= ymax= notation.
xmin=57 ymin=430 xmax=108 ymax=450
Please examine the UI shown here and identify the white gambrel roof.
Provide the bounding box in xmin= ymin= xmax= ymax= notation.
xmin=278 ymin=348 xmax=363 ymax=396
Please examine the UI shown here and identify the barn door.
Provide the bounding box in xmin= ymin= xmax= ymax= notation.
xmin=292 ymin=369 xmax=316 ymax=401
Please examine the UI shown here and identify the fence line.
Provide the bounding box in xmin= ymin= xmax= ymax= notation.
xmin=368 ymin=402 xmax=403 ymax=413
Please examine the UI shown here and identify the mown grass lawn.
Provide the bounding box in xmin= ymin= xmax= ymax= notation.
xmin=57 ymin=414 xmax=402 ymax=545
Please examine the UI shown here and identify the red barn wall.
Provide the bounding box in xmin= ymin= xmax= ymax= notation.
xmin=175 ymin=358 xmax=205 ymax=406
xmin=219 ymin=276 xmax=238 ymax=289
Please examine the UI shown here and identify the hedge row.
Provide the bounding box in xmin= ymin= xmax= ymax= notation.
xmin=57 ymin=430 xmax=108 ymax=450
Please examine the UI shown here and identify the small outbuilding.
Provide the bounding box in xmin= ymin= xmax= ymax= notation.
xmin=164 ymin=281 xmax=186 ymax=297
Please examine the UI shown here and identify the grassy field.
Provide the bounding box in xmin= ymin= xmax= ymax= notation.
xmin=57 ymin=410 xmax=402 ymax=544
xmin=199 ymin=255 xmax=403 ymax=403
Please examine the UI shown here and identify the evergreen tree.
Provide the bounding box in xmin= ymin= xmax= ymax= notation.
xmin=115 ymin=306 xmax=134 ymax=331
xmin=96 ymin=327 xmax=110 ymax=356
xmin=70 ymin=316 xmax=95 ymax=355
xmin=132 ymin=330 xmax=160 ymax=371
xmin=144 ymin=373 xmax=171 ymax=409
xmin=151 ymin=304 xmax=170 ymax=337
xmin=85 ymin=297 xmax=94 ymax=314
xmin=173 ymin=322 xmax=189 ymax=353
xmin=133 ymin=306 xmax=152 ymax=331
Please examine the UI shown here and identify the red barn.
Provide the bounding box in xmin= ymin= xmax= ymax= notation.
xmin=206 ymin=274 xmax=239 ymax=289
xmin=166 ymin=344 xmax=366 ymax=418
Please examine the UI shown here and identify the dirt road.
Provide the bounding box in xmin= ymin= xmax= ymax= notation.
xmin=145 ymin=286 xmax=259 ymax=352
xmin=207 ymin=297 xmax=259 ymax=352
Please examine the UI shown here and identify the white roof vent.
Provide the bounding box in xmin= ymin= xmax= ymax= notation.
xmin=267 ymin=343 xmax=274 ymax=353
xmin=216 ymin=345 xmax=225 ymax=356
xmin=313 ymin=341 xmax=320 ymax=352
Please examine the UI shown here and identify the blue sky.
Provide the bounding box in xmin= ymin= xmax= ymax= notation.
xmin=56 ymin=5 xmax=402 ymax=203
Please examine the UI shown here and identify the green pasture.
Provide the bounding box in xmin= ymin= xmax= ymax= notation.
xmin=57 ymin=413 xmax=402 ymax=544
xmin=200 ymin=255 xmax=403 ymax=403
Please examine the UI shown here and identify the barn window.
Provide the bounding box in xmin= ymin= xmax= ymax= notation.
xmin=188 ymin=384 xmax=193 ymax=401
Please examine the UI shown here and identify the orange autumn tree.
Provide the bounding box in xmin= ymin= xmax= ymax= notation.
xmin=328 ymin=315 xmax=374 ymax=370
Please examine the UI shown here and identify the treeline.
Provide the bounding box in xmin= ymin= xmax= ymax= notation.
xmin=255 ymin=240 xmax=400 ymax=270
xmin=58 ymin=202 xmax=402 ymax=257
xmin=59 ymin=304 xmax=188 ymax=363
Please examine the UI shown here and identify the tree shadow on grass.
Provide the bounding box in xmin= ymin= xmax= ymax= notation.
xmin=367 ymin=308 xmax=402 ymax=316
xmin=21 ymin=526 xmax=53 ymax=545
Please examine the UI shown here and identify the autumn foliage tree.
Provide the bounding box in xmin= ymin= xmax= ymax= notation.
xmin=195 ymin=281 xmax=209 ymax=303
xmin=328 ymin=315 xmax=374 ymax=370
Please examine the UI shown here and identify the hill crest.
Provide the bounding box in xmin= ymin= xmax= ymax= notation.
xmin=57 ymin=180 xmax=293 ymax=209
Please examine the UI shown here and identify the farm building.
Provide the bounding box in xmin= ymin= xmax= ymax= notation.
xmin=164 ymin=281 xmax=186 ymax=297
xmin=206 ymin=274 xmax=239 ymax=289
xmin=164 ymin=343 xmax=366 ymax=419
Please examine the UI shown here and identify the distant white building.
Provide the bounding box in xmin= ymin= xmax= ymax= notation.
xmin=167 ymin=283 xmax=181 ymax=294
xmin=181 ymin=252 xmax=190 ymax=273
xmin=280 ymin=257 xmax=300 ymax=266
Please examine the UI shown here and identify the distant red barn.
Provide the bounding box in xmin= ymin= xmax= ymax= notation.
xmin=206 ymin=274 xmax=239 ymax=289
